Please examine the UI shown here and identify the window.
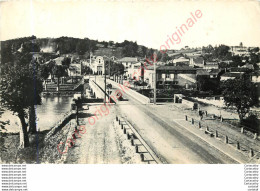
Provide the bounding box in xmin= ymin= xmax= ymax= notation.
xmin=162 ymin=74 xmax=166 ymax=79
xmin=166 ymin=73 xmax=170 ymax=78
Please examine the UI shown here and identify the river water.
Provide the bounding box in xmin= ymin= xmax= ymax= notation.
xmin=0 ymin=96 xmax=73 ymax=133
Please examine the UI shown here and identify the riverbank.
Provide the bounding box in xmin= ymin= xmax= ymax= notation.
xmin=0 ymin=117 xmax=76 ymax=164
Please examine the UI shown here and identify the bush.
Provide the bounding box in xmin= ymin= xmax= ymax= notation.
xmin=242 ymin=114 xmax=260 ymax=134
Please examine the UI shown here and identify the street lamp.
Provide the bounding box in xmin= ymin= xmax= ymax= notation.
xmin=104 ymin=55 xmax=113 ymax=104
xmin=153 ymin=53 xmax=157 ymax=105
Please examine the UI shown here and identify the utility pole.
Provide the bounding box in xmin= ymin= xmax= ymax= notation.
xmin=104 ymin=60 xmax=107 ymax=104
xmin=89 ymin=51 xmax=91 ymax=81
xmin=153 ymin=53 xmax=156 ymax=105
xmin=142 ymin=62 xmax=144 ymax=95
xmin=109 ymin=57 xmax=111 ymax=78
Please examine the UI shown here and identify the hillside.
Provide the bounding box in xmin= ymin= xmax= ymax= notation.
xmin=0 ymin=36 xmax=155 ymax=63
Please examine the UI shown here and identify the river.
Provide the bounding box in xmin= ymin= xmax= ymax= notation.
xmin=0 ymin=96 xmax=73 ymax=133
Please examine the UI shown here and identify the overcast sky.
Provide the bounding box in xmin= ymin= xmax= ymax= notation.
xmin=1 ymin=0 xmax=260 ymax=49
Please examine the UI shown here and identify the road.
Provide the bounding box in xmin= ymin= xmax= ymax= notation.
xmin=96 ymin=77 xmax=240 ymax=164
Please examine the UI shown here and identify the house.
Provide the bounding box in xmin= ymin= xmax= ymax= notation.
xmin=189 ymin=57 xmax=204 ymax=67
xmin=91 ymin=56 xmax=105 ymax=75
xmin=241 ymin=63 xmax=254 ymax=70
xmin=128 ymin=62 xmax=143 ymax=80
xmin=68 ymin=63 xmax=81 ymax=76
xmin=251 ymin=71 xmax=260 ymax=83
xmin=196 ymin=69 xmax=222 ymax=79
xmin=203 ymin=62 xmax=219 ymax=69
xmin=220 ymin=72 xmax=242 ymax=81
xmin=118 ymin=57 xmax=138 ymax=77
xmin=172 ymin=57 xmax=190 ymax=65
xmin=53 ymin=56 xmax=65 ymax=65
xmin=144 ymin=65 xmax=196 ymax=89
xmin=230 ymin=67 xmax=250 ymax=73
xmin=230 ymin=43 xmax=250 ymax=56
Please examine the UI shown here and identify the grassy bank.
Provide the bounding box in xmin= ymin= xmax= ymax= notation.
xmin=0 ymin=123 xmax=72 ymax=163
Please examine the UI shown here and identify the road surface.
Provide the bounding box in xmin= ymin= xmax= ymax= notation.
xmin=96 ymin=77 xmax=240 ymax=164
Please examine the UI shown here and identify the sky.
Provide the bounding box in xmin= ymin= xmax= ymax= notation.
xmin=1 ymin=0 xmax=260 ymax=49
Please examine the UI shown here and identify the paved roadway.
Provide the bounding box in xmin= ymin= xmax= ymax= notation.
xmin=95 ymin=77 xmax=239 ymax=164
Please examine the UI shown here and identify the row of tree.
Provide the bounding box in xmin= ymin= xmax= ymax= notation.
xmin=0 ymin=42 xmax=43 ymax=148
xmin=0 ymin=39 xmax=74 ymax=148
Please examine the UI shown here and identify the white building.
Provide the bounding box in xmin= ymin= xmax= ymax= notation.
xmin=128 ymin=62 xmax=142 ymax=80
xmin=91 ymin=56 xmax=105 ymax=75
xmin=118 ymin=57 xmax=138 ymax=77
xmin=172 ymin=57 xmax=190 ymax=65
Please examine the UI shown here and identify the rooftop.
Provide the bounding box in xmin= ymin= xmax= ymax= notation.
xmin=221 ymin=72 xmax=242 ymax=78
xmin=156 ymin=65 xmax=196 ymax=71
xmin=197 ymin=69 xmax=221 ymax=75
xmin=118 ymin=57 xmax=138 ymax=62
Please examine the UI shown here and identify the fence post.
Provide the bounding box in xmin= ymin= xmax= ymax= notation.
xmin=131 ymin=138 xmax=134 ymax=146
xmin=215 ymin=130 xmax=218 ymax=138
xmin=191 ymin=118 xmax=194 ymax=125
xmin=127 ymin=132 xmax=131 ymax=139
xmin=206 ymin=126 xmax=209 ymax=131
xmin=225 ymin=135 xmax=228 ymax=144
xmin=198 ymin=122 xmax=201 ymax=129
xmin=116 ymin=116 xmax=118 ymax=121
xmin=123 ymin=128 xmax=126 ymax=134
xmin=220 ymin=116 xmax=223 ymax=122
xmin=135 ymin=145 xmax=139 ymax=153
xmin=119 ymin=119 xmax=120 ymax=125
xmin=250 ymin=148 xmax=254 ymax=157
xmin=185 ymin=115 xmax=188 ymax=121
xmin=241 ymin=127 xmax=244 ymax=134
xmin=236 ymin=142 xmax=240 ymax=150
xmin=140 ymin=153 xmax=145 ymax=162
xmin=121 ymin=124 xmax=124 ymax=129
xmin=254 ymin=133 xmax=257 ymax=140
xmin=205 ymin=111 xmax=207 ymax=116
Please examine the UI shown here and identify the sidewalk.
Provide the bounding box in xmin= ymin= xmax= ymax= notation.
xmin=148 ymin=103 xmax=260 ymax=163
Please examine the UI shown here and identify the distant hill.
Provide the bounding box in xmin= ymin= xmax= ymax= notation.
xmin=1 ymin=36 xmax=154 ymax=63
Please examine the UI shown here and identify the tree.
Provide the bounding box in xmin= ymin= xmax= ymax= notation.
xmin=249 ymin=53 xmax=259 ymax=65
xmin=76 ymin=41 xmax=88 ymax=55
xmin=231 ymin=55 xmax=243 ymax=67
xmin=213 ymin=45 xmax=231 ymax=60
xmin=82 ymin=65 xmax=92 ymax=75
xmin=0 ymin=52 xmax=43 ymax=147
xmin=73 ymin=98 xmax=82 ymax=126
xmin=61 ymin=57 xmax=71 ymax=69
xmin=221 ymin=75 xmax=258 ymax=122
xmin=52 ymin=65 xmax=67 ymax=91
xmin=40 ymin=64 xmax=51 ymax=90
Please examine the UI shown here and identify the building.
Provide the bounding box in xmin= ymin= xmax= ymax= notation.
xmin=241 ymin=63 xmax=254 ymax=70
xmin=117 ymin=57 xmax=138 ymax=77
xmin=220 ymin=72 xmax=242 ymax=81
xmin=203 ymin=62 xmax=219 ymax=69
xmin=251 ymin=71 xmax=260 ymax=83
xmin=230 ymin=43 xmax=250 ymax=56
xmin=128 ymin=62 xmax=143 ymax=80
xmin=189 ymin=56 xmax=204 ymax=67
xmin=68 ymin=63 xmax=81 ymax=76
xmin=172 ymin=57 xmax=190 ymax=65
xmin=196 ymin=69 xmax=222 ymax=79
xmin=145 ymin=65 xmax=196 ymax=89
xmin=91 ymin=56 xmax=105 ymax=75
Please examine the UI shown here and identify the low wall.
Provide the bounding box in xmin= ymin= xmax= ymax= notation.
xmin=44 ymin=111 xmax=74 ymax=141
xmin=89 ymin=80 xmax=104 ymax=99
xmin=107 ymin=79 xmax=150 ymax=104
xmin=182 ymin=97 xmax=198 ymax=109
xmin=194 ymin=97 xmax=225 ymax=107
